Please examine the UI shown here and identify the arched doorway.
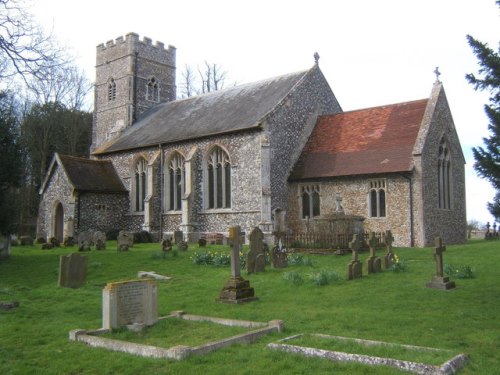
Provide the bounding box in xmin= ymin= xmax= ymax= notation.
xmin=54 ymin=202 xmax=64 ymax=242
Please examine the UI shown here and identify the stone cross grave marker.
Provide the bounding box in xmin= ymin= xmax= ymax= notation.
xmin=347 ymin=233 xmax=363 ymax=280
xmin=426 ymin=236 xmax=456 ymax=290
xmin=219 ymin=225 xmax=257 ymax=303
xmin=58 ymin=253 xmax=88 ymax=288
xmin=383 ymin=230 xmax=395 ymax=269
xmin=366 ymin=232 xmax=382 ymax=274
xmin=247 ymin=227 xmax=265 ymax=273
xmin=102 ymin=279 xmax=158 ymax=330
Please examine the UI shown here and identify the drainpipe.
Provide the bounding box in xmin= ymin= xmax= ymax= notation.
xmin=159 ymin=144 xmax=163 ymax=239
xmin=403 ymin=174 xmax=414 ymax=247
xmin=132 ymin=52 xmax=138 ymax=124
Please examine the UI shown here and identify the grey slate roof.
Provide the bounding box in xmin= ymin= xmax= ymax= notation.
xmin=58 ymin=154 xmax=126 ymax=193
xmin=96 ymin=68 xmax=311 ymax=154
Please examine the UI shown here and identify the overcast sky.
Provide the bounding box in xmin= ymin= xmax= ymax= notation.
xmin=32 ymin=0 xmax=500 ymax=226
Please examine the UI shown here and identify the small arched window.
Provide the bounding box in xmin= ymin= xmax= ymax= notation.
xmin=206 ymin=146 xmax=231 ymax=209
xmin=146 ymin=77 xmax=160 ymax=102
xmin=165 ymin=152 xmax=185 ymax=211
xmin=438 ymin=138 xmax=452 ymax=209
xmin=108 ymin=78 xmax=116 ymax=101
xmin=133 ymin=158 xmax=148 ymax=212
xmin=369 ymin=180 xmax=386 ymax=217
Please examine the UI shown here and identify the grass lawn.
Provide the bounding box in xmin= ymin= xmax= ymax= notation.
xmin=0 ymin=239 xmax=498 ymax=374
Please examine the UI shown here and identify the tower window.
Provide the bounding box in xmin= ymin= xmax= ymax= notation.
xmin=146 ymin=77 xmax=160 ymax=102
xmin=108 ymin=78 xmax=116 ymax=101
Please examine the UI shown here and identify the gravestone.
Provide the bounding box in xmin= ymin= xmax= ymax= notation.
xmin=198 ymin=238 xmax=207 ymax=247
xmin=58 ymin=253 xmax=88 ymax=288
xmin=161 ymin=237 xmax=172 ymax=254
xmin=272 ymin=238 xmax=288 ymax=268
xmin=366 ymin=232 xmax=382 ymax=274
xmin=78 ymin=230 xmax=93 ymax=251
xmin=347 ymin=234 xmax=363 ymax=280
xmin=177 ymin=240 xmax=188 ymax=251
xmin=0 ymin=234 xmax=10 ymax=259
xmin=426 ymin=237 xmax=456 ymax=290
xmin=383 ymin=230 xmax=395 ymax=269
xmin=20 ymin=236 xmax=34 ymax=246
xmin=102 ymin=279 xmax=158 ymax=329
xmin=247 ymin=227 xmax=266 ymax=273
xmin=174 ymin=230 xmax=183 ymax=244
xmin=117 ymin=231 xmax=134 ymax=251
xmin=219 ymin=225 xmax=257 ymax=303
xmin=94 ymin=231 xmax=106 ymax=250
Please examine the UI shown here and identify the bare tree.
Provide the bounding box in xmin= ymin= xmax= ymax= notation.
xmin=0 ymin=0 xmax=64 ymax=86
xmin=178 ymin=64 xmax=198 ymax=98
xmin=198 ymin=61 xmax=227 ymax=93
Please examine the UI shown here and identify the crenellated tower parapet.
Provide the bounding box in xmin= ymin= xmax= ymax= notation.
xmin=92 ymin=33 xmax=176 ymax=153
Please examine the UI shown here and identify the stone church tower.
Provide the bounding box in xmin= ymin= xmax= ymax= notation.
xmin=92 ymin=33 xmax=176 ymax=152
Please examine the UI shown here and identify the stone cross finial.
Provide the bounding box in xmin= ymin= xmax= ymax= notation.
xmin=314 ymin=52 xmax=320 ymax=65
xmin=433 ymin=236 xmax=446 ymax=277
xmin=434 ymin=67 xmax=441 ymax=83
xmin=349 ymin=234 xmax=360 ymax=262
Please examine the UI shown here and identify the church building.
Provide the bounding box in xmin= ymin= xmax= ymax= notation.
xmin=37 ymin=33 xmax=467 ymax=247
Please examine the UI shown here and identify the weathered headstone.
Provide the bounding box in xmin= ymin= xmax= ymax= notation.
xmin=219 ymin=226 xmax=257 ymax=303
xmin=19 ymin=236 xmax=34 ymax=246
xmin=177 ymin=240 xmax=188 ymax=251
xmin=78 ymin=230 xmax=93 ymax=251
xmin=102 ymin=279 xmax=158 ymax=330
xmin=117 ymin=231 xmax=134 ymax=251
xmin=347 ymin=234 xmax=363 ymax=280
xmin=94 ymin=231 xmax=106 ymax=250
xmin=247 ymin=227 xmax=266 ymax=273
xmin=58 ymin=253 xmax=88 ymax=288
xmin=366 ymin=232 xmax=382 ymax=274
xmin=198 ymin=238 xmax=207 ymax=247
xmin=161 ymin=237 xmax=172 ymax=254
xmin=272 ymin=235 xmax=288 ymax=269
xmin=426 ymin=236 xmax=456 ymax=290
xmin=383 ymin=230 xmax=395 ymax=269
xmin=174 ymin=230 xmax=183 ymax=244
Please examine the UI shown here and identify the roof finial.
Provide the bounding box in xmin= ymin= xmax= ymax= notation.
xmin=314 ymin=52 xmax=320 ymax=65
xmin=434 ymin=66 xmax=441 ymax=83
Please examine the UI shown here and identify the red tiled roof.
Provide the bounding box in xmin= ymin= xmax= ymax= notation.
xmin=289 ymin=99 xmax=428 ymax=180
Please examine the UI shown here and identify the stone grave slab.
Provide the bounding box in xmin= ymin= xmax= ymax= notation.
xmin=58 ymin=253 xmax=88 ymax=288
xmin=102 ymin=279 xmax=158 ymax=329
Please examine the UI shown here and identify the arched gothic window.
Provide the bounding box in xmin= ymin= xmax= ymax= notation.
xmin=301 ymin=185 xmax=320 ymax=219
xmin=369 ymin=180 xmax=386 ymax=217
xmin=133 ymin=158 xmax=148 ymax=212
xmin=438 ymin=138 xmax=452 ymax=209
xmin=165 ymin=152 xmax=185 ymax=211
xmin=206 ymin=146 xmax=231 ymax=209
xmin=146 ymin=77 xmax=160 ymax=102
xmin=108 ymin=78 xmax=116 ymax=101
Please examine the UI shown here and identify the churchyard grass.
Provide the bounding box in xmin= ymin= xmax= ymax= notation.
xmin=0 ymin=239 xmax=497 ymax=374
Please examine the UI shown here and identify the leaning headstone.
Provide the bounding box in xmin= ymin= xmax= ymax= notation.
xmin=94 ymin=231 xmax=106 ymax=251
xmin=219 ymin=226 xmax=257 ymax=303
xmin=117 ymin=231 xmax=134 ymax=251
xmin=347 ymin=234 xmax=363 ymax=280
xmin=78 ymin=230 xmax=93 ymax=252
xmin=366 ymin=232 xmax=382 ymax=274
xmin=58 ymin=253 xmax=88 ymax=288
xmin=426 ymin=237 xmax=456 ymax=290
xmin=102 ymin=279 xmax=158 ymax=330
xmin=247 ymin=227 xmax=266 ymax=273
xmin=383 ymin=230 xmax=395 ymax=269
